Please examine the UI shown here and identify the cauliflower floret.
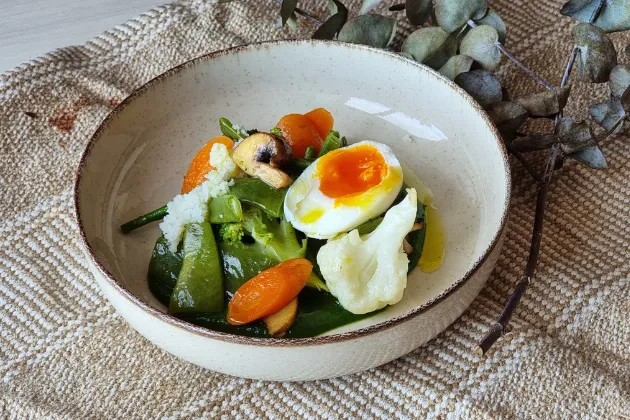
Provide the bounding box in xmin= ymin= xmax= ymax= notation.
xmin=317 ymin=188 xmax=418 ymax=314
xmin=160 ymin=143 xmax=236 ymax=251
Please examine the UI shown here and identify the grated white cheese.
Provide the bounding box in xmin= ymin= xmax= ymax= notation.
xmin=159 ymin=143 xmax=236 ymax=252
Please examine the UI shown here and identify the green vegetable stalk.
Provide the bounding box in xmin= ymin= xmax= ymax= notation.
xmin=120 ymin=205 xmax=167 ymax=233
xmin=318 ymin=130 xmax=347 ymax=157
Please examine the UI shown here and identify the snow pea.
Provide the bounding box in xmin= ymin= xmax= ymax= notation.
xmin=147 ymin=236 xmax=183 ymax=306
xmin=169 ymin=222 xmax=225 ymax=314
xmin=229 ymin=178 xmax=287 ymax=218
xmin=218 ymin=241 xmax=276 ymax=295
xmin=208 ymin=194 xmax=243 ymax=223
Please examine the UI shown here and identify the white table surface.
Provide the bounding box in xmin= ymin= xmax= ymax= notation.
xmin=1 ymin=0 xmax=158 ymax=73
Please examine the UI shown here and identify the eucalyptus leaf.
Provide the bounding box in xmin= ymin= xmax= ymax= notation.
xmin=621 ymin=85 xmax=630 ymax=111
xmin=561 ymin=0 xmax=630 ymax=33
xmin=555 ymin=116 xmax=575 ymax=138
xmin=287 ymin=12 xmax=298 ymax=30
xmin=511 ymin=134 xmax=560 ymax=153
xmin=434 ymin=0 xmax=488 ymax=33
xmin=401 ymin=27 xmax=450 ymax=65
xmin=328 ymin=0 xmax=339 ymax=14
xmin=560 ymin=120 xmax=595 ymax=153
xmin=338 ymin=15 xmax=397 ymax=48
xmin=610 ymin=65 xmax=630 ymax=97
xmin=572 ymin=23 xmax=618 ymax=83
xmin=313 ymin=0 xmax=348 ymax=39
xmin=515 ymin=86 xmax=572 ymax=117
xmin=281 ymin=0 xmax=298 ymax=26
xmin=439 ymin=55 xmax=474 ymax=80
xmin=486 ymin=101 xmax=530 ymax=143
xmin=359 ymin=0 xmax=384 ymax=14
xmin=589 ymin=97 xmax=625 ymax=131
xmin=455 ymin=70 xmax=502 ymax=108
xmin=406 ymin=0 xmax=432 ymax=25
xmin=399 ymin=52 xmax=415 ymax=59
xmin=459 ymin=25 xmax=502 ymax=71
xmin=474 ymin=8 xmax=507 ymax=43
xmin=568 ymin=146 xmax=608 ymax=168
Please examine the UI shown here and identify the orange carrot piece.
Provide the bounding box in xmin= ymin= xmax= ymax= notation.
xmin=276 ymin=114 xmax=323 ymax=158
xmin=305 ymin=108 xmax=334 ymax=139
xmin=227 ymin=258 xmax=313 ymax=326
xmin=181 ymin=136 xmax=234 ymax=194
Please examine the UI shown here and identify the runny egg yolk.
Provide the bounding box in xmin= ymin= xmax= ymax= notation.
xmin=317 ymin=145 xmax=388 ymax=199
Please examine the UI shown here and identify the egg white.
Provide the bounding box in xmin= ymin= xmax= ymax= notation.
xmin=284 ymin=140 xmax=403 ymax=239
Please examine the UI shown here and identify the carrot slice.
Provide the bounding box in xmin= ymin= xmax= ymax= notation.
xmin=227 ymin=258 xmax=312 ymax=326
xmin=305 ymin=108 xmax=334 ymax=139
xmin=181 ymin=136 xmax=234 ymax=194
xmin=276 ymin=114 xmax=323 ymax=158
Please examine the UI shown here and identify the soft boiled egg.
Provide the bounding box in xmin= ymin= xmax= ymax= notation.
xmin=284 ymin=140 xmax=403 ymax=239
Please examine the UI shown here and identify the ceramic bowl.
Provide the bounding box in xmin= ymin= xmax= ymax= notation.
xmin=74 ymin=40 xmax=510 ymax=381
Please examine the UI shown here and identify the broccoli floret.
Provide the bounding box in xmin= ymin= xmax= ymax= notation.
xmin=240 ymin=207 xmax=329 ymax=291
xmin=219 ymin=223 xmax=244 ymax=243
xmin=270 ymin=127 xmax=283 ymax=138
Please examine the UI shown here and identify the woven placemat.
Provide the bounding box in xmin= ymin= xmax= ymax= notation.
xmin=1 ymin=0 xmax=629 ymax=417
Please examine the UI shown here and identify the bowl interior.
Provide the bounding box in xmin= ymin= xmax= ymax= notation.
xmin=77 ymin=41 xmax=509 ymax=336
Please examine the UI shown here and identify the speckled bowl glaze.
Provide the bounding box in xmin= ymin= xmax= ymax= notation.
xmin=74 ymin=40 xmax=510 ymax=381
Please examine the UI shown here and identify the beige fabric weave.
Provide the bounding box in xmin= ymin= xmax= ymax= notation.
xmin=1 ymin=0 xmax=629 ymax=418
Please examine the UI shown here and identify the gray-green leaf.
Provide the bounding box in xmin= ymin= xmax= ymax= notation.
xmin=609 ymin=65 xmax=630 ymax=97
xmin=561 ymin=0 xmax=630 ymax=33
xmin=572 ymin=23 xmax=618 ymax=83
xmin=511 ymin=133 xmax=560 ymax=152
xmin=515 ymin=86 xmax=572 ymax=117
xmin=338 ymin=15 xmax=397 ymax=48
xmin=455 ymin=70 xmax=502 ymax=108
xmin=459 ymin=25 xmax=502 ymax=71
xmin=359 ymin=0 xmax=384 ymax=14
xmin=406 ymin=0 xmax=432 ymax=25
xmin=555 ymin=116 xmax=575 ymax=138
xmin=434 ymin=0 xmax=488 ymax=33
xmin=486 ymin=101 xmax=530 ymax=143
xmin=313 ymin=0 xmax=348 ymax=40
xmin=439 ymin=55 xmax=474 ymax=80
xmin=281 ymin=0 xmax=298 ymax=26
xmin=568 ymin=146 xmax=607 ymax=168
xmin=560 ymin=120 xmax=595 ymax=153
xmin=474 ymin=8 xmax=507 ymax=43
xmin=401 ymin=27 xmax=455 ymax=69
xmin=589 ymin=97 xmax=625 ymax=131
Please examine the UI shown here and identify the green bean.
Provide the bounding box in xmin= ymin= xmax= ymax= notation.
xmin=304 ymin=146 xmax=317 ymax=159
xmin=120 ymin=206 xmax=167 ymax=233
xmin=318 ymin=130 xmax=347 ymax=157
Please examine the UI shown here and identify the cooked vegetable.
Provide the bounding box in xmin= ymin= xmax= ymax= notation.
xmin=121 ymin=205 xmax=167 ymax=233
xmin=318 ymin=130 xmax=347 ymax=157
xmin=169 ymin=222 xmax=225 ymax=314
xmin=406 ymin=205 xmax=427 ymax=272
xmin=232 ymin=132 xmax=293 ymax=189
xmin=304 ymin=146 xmax=317 ymax=159
xmin=219 ymin=117 xmax=249 ymax=141
xmin=208 ymin=195 xmax=243 ymax=223
xmin=181 ymin=136 xmax=234 ymax=194
xmin=276 ymin=113 xmax=324 ymax=158
xmin=218 ymin=223 xmax=244 ymax=243
xmin=305 ymin=108 xmax=334 ymax=139
xmin=317 ymin=188 xmax=418 ymax=314
xmin=147 ymin=236 xmax=183 ymax=306
xmin=227 ymin=258 xmax=312 ymax=325
xmin=288 ymin=158 xmax=314 ymax=173
xmin=229 ymin=177 xmax=287 ymax=218
xmin=219 ymin=241 xmax=276 ymax=293
xmin=263 ymin=297 xmax=298 ymax=337
xmin=355 ymin=216 xmax=384 ymax=236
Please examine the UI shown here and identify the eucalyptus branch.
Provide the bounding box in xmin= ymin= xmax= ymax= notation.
xmin=272 ymin=0 xmax=323 ymax=25
xmin=478 ymin=146 xmax=561 ymax=354
xmin=466 ymin=20 xmax=554 ymax=91
xmin=512 ymin=151 xmax=543 ymax=182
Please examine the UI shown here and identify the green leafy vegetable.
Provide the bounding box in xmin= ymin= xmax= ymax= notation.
xmin=230 ymin=177 xmax=288 ymax=218
xmin=219 ymin=117 xmax=248 ymax=141
xmin=318 ymin=130 xmax=347 ymax=157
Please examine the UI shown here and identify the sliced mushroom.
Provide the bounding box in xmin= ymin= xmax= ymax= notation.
xmin=263 ymin=298 xmax=298 ymax=337
xmin=232 ymin=133 xmax=293 ymax=189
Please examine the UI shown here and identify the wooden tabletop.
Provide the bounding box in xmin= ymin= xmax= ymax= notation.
xmin=1 ymin=0 xmax=157 ymax=73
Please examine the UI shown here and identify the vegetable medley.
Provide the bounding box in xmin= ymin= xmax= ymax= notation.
xmin=121 ymin=108 xmax=442 ymax=338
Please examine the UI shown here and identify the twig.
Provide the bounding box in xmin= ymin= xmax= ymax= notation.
xmin=467 ymin=20 xmax=553 ymax=91
xmin=271 ymin=0 xmax=323 ymax=25
xmin=560 ymin=48 xmax=578 ymax=88
xmin=478 ymin=146 xmax=561 ymax=354
xmin=513 ymin=151 xmax=542 ymax=182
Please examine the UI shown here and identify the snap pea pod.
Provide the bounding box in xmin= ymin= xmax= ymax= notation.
xmin=148 ymin=236 xmax=183 ymax=306
xmin=170 ymin=222 xmax=225 ymax=314
xmin=219 ymin=241 xmax=276 ymax=295
xmin=208 ymin=195 xmax=243 ymax=223
xmin=229 ymin=178 xmax=288 ymax=218
xmin=318 ymin=130 xmax=347 ymax=157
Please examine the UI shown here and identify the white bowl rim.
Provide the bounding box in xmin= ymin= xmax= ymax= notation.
xmin=73 ymin=39 xmax=511 ymax=348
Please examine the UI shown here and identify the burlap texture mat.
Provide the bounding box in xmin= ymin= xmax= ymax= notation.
xmin=1 ymin=0 xmax=628 ymax=417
